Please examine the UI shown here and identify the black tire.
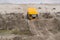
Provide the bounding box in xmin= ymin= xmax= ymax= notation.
xmin=27 ymin=14 xmax=31 ymax=20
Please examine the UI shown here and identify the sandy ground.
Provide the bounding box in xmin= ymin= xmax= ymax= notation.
xmin=0 ymin=4 xmax=59 ymax=40
xmin=0 ymin=4 xmax=60 ymax=14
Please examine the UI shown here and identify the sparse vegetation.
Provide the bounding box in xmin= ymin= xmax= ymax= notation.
xmin=11 ymin=29 xmax=33 ymax=35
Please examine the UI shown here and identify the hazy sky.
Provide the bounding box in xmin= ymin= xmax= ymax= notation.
xmin=0 ymin=0 xmax=60 ymax=4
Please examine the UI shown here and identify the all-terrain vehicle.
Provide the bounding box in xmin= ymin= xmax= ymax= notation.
xmin=27 ymin=8 xmax=38 ymax=20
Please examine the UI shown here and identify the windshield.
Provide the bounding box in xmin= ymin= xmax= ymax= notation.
xmin=32 ymin=15 xmax=36 ymax=17
xmin=0 ymin=0 xmax=60 ymax=4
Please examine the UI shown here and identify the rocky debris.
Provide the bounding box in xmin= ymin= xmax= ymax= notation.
xmin=0 ymin=13 xmax=60 ymax=40
xmin=0 ymin=13 xmax=29 ymax=31
xmin=42 ymin=13 xmax=53 ymax=19
xmin=0 ymin=13 xmax=32 ymax=35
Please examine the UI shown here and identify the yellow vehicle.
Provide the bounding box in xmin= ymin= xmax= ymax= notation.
xmin=27 ymin=8 xmax=38 ymax=20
